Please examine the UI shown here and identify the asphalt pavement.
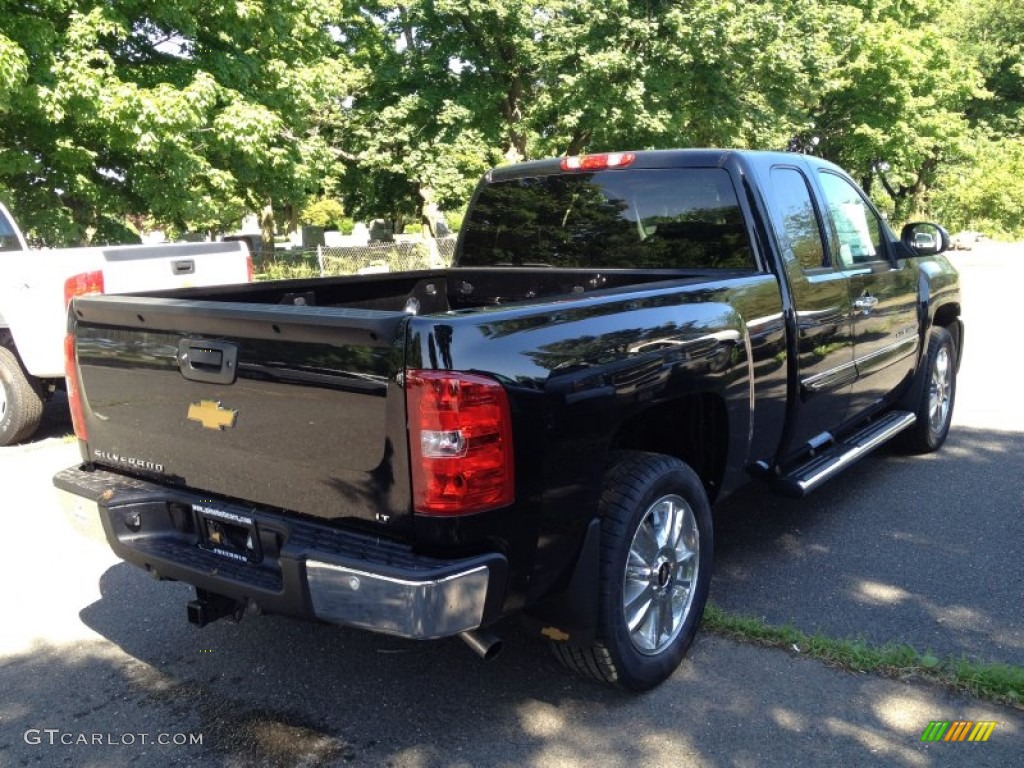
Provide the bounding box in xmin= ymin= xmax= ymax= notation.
xmin=711 ymin=424 xmax=1024 ymax=667
xmin=1 ymin=245 xmax=1022 ymax=767
xmin=714 ymin=243 xmax=1023 ymax=667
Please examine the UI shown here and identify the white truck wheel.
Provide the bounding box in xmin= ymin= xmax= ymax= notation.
xmin=0 ymin=346 xmax=45 ymax=446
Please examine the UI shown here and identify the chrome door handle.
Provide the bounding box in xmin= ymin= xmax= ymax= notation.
xmin=853 ymin=295 xmax=878 ymax=311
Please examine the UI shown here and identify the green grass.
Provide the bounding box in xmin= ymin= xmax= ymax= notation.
xmin=701 ymin=603 xmax=1024 ymax=709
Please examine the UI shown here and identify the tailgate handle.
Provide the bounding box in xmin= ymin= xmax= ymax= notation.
xmin=172 ymin=259 xmax=195 ymax=275
xmin=178 ymin=340 xmax=238 ymax=384
xmin=190 ymin=347 xmax=222 ymax=368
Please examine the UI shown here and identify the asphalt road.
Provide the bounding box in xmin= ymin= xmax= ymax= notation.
xmin=1 ymin=245 xmax=1022 ymax=767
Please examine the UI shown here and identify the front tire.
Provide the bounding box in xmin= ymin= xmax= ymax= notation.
xmin=0 ymin=346 xmax=45 ymax=446
xmin=902 ymin=327 xmax=956 ymax=453
xmin=552 ymin=452 xmax=713 ymax=691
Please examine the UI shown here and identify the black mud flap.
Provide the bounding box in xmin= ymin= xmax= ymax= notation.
xmin=522 ymin=519 xmax=601 ymax=645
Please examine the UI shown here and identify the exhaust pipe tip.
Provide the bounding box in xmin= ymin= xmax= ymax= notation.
xmin=460 ymin=629 xmax=503 ymax=661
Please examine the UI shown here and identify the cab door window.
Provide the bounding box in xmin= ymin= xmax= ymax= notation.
xmin=817 ymin=172 xmax=886 ymax=268
xmin=0 ymin=210 xmax=23 ymax=251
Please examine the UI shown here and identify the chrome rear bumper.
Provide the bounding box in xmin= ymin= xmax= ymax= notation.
xmin=54 ymin=464 xmax=507 ymax=640
xmin=306 ymin=561 xmax=492 ymax=639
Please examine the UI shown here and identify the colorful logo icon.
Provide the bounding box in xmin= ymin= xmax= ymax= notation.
xmin=920 ymin=721 xmax=997 ymax=742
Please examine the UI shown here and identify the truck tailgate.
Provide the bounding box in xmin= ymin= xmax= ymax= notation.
xmin=99 ymin=241 xmax=251 ymax=293
xmin=70 ymin=295 xmax=411 ymax=525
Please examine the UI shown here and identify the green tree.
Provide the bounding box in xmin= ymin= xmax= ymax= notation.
xmin=531 ymin=0 xmax=837 ymax=155
xmin=0 ymin=0 xmax=358 ymax=246
xmin=930 ymin=133 xmax=1024 ymax=238
xmin=5 ymin=0 xmax=1021 ymax=246
xmin=806 ymin=1 xmax=982 ymax=220
xmin=323 ymin=2 xmax=507 ymax=233
xmin=301 ymin=196 xmax=358 ymax=232
xmin=333 ymin=0 xmax=840 ymax=227
xmin=960 ymin=0 xmax=1024 ymax=134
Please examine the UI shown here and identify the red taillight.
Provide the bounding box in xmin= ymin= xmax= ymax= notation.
xmin=64 ymin=270 xmax=104 ymax=307
xmin=560 ymin=152 xmax=636 ymax=172
xmin=406 ymin=370 xmax=514 ymax=515
xmin=64 ymin=334 xmax=87 ymax=441
xmin=245 ymin=253 xmax=254 ymax=282
xmin=63 ymin=271 xmax=102 ymax=441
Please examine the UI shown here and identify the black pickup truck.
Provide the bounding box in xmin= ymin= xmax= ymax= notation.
xmin=56 ymin=150 xmax=963 ymax=690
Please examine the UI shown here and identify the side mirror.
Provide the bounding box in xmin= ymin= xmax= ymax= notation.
xmin=901 ymin=222 xmax=950 ymax=256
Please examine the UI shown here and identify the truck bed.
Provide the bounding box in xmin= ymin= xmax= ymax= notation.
xmin=68 ymin=267 xmax=729 ymax=530
xmin=143 ymin=266 xmax=709 ymax=312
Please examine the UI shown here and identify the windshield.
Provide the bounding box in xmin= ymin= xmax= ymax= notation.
xmin=459 ymin=168 xmax=754 ymax=270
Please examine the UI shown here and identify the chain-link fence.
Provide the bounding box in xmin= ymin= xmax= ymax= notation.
xmin=318 ymin=236 xmax=457 ymax=277
xmin=252 ymin=236 xmax=458 ymax=281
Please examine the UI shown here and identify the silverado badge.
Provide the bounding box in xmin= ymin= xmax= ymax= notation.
xmin=187 ymin=400 xmax=238 ymax=430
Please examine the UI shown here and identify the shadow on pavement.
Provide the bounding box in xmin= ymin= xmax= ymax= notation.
xmin=15 ymin=391 xmax=74 ymax=445
xmin=711 ymin=426 xmax=1024 ymax=667
xmin=2 ymin=558 xmax=1007 ymax=767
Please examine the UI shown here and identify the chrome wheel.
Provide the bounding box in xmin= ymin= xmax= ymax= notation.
xmin=928 ymin=346 xmax=951 ymax=436
xmin=0 ymin=380 xmax=7 ymax=421
xmin=623 ymin=493 xmax=700 ymax=655
xmin=550 ymin=452 xmax=712 ymax=690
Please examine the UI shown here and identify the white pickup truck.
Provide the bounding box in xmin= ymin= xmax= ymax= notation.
xmin=0 ymin=201 xmax=252 ymax=445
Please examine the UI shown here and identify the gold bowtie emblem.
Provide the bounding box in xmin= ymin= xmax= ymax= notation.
xmin=187 ymin=400 xmax=238 ymax=430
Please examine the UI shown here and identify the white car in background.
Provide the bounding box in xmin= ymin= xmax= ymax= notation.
xmin=0 ymin=202 xmax=253 ymax=445
xmin=912 ymin=231 xmax=936 ymax=249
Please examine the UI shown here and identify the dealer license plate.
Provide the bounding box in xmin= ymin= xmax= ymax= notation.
xmin=191 ymin=502 xmax=262 ymax=564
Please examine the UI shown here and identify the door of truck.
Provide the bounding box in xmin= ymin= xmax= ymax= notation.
xmin=764 ymin=165 xmax=856 ymax=450
xmin=814 ymin=171 xmax=920 ymax=416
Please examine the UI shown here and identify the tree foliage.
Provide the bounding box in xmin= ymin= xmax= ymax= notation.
xmin=960 ymin=0 xmax=1024 ymax=134
xmin=0 ymin=0 xmax=357 ymax=245
xmin=1 ymin=0 xmax=1022 ymax=243
xmin=817 ymin=5 xmax=980 ymax=217
xmin=333 ymin=0 xmax=842 ymax=229
xmin=931 ymin=133 xmax=1024 ymax=238
xmin=325 ymin=0 xmax=1020 ymax=232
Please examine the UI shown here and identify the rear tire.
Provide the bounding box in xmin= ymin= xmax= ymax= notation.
xmin=901 ymin=327 xmax=956 ymax=453
xmin=0 ymin=346 xmax=45 ymax=446
xmin=552 ymin=451 xmax=713 ymax=690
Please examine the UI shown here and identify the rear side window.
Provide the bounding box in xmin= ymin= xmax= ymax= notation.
xmin=459 ymin=168 xmax=755 ymax=270
xmin=768 ymin=167 xmax=827 ymax=271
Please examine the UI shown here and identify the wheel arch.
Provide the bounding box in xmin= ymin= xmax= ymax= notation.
xmin=608 ymin=392 xmax=730 ymax=504
xmin=931 ymin=302 xmax=963 ymax=372
xmin=524 ymin=395 xmax=728 ymax=647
